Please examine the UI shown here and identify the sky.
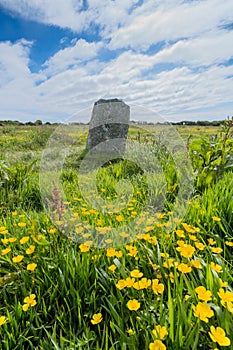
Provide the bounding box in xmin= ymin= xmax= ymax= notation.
xmin=0 ymin=0 xmax=233 ymax=123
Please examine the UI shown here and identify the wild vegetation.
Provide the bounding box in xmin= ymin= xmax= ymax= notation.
xmin=0 ymin=119 xmax=232 ymax=349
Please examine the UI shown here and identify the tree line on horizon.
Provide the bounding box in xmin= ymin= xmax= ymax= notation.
xmin=0 ymin=118 xmax=230 ymax=127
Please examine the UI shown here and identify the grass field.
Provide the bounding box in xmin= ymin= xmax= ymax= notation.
xmin=0 ymin=121 xmax=233 ymax=349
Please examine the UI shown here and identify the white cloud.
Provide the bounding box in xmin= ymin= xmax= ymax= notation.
xmin=42 ymin=39 xmax=102 ymax=76
xmin=0 ymin=0 xmax=88 ymax=31
xmin=1 ymin=1 xmax=233 ymax=122
xmin=109 ymin=0 xmax=233 ymax=50
xmin=152 ymin=29 xmax=233 ymax=66
xmin=0 ymin=39 xmax=33 ymax=83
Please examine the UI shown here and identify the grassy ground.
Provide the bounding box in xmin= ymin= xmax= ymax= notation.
xmin=0 ymin=122 xmax=232 ymax=349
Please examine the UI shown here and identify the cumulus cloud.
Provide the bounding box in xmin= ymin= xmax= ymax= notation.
xmin=109 ymin=0 xmax=233 ymax=50
xmin=152 ymin=30 xmax=233 ymax=66
xmin=42 ymin=39 xmax=102 ymax=76
xmin=0 ymin=0 xmax=233 ymax=122
xmin=0 ymin=0 xmax=88 ymax=31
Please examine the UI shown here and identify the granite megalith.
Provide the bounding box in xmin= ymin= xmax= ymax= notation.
xmin=86 ymin=98 xmax=130 ymax=155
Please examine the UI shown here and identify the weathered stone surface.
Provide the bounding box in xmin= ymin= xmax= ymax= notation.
xmin=86 ymin=98 xmax=130 ymax=154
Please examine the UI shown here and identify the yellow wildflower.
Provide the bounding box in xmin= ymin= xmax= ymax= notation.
xmin=211 ymin=247 xmax=223 ymax=254
xmin=152 ymin=279 xmax=164 ymax=295
xmin=79 ymin=244 xmax=90 ymax=252
xmin=212 ymin=216 xmax=221 ymax=222
xmin=26 ymin=245 xmax=35 ymax=255
xmin=208 ymin=238 xmax=216 ymax=245
xmin=116 ymin=279 xmax=127 ymax=290
xmin=108 ymin=264 xmax=116 ymax=272
xmin=189 ymin=260 xmax=202 ymax=269
xmin=27 ymin=263 xmax=37 ymax=271
xmin=133 ymin=278 xmax=151 ymax=290
xmin=182 ymin=223 xmax=199 ymax=233
xmin=126 ymin=328 xmax=135 ymax=336
xmin=175 ymin=229 xmax=185 ymax=237
xmin=210 ymin=262 xmax=222 ymax=273
xmin=177 ymin=263 xmax=192 ymax=274
xmin=12 ymin=255 xmax=24 ymax=263
xmin=18 ymin=222 xmax=26 ymax=227
xmin=0 ymin=316 xmax=7 ymax=326
xmin=193 ymin=302 xmax=214 ymax=322
xmin=209 ymin=326 xmax=230 ymax=346
xmin=127 ymin=299 xmax=140 ymax=311
xmin=149 ymin=340 xmax=166 ymax=350
xmin=130 ymin=269 xmax=143 ymax=278
xmin=1 ymin=247 xmax=11 ymax=255
xmin=20 ymin=236 xmax=29 ymax=244
xmin=195 ymin=286 xmax=212 ymax=302
xmin=218 ymin=278 xmax=228 ymax=288
xmin=125 ymin=277 xmax=135 ymax=288
xmin=22 ymin=294 xmax=37 ymax=311
xmin=91 ymin=313 xmax=103 ymax=325
xmin=176 ymin=243 xmax=195 ymax=258
xmin=9 ymin=237 xmax=17 ymax=243
xmin=116 ymin=215 xmax=124 ymax=222
xmin=195 ymin=242 xmax=205 ymax=250
xmin=152 ymin=325 xmax=168 ymax=340
xmin=218 ymin=288 xmax=233 ymax=305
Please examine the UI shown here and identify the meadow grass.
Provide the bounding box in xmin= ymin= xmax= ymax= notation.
xmin=0 ymin=122 xmax=232 ymax=349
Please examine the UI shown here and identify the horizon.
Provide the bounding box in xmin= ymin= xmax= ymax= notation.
xmin=0 ymin=1 xmax=233 ymax=123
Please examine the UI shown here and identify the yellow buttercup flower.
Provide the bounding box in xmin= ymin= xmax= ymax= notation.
xmin=9 ymin=237 xmax=17 ymax=243
xmin=1 ymin=247 xmax=11 ymax=255
xmin=217 ymin=288 xmax=233 ymax=305
xmin=108 ymin=264 xmax=116 ymax=272
xmin=176 ymin=243 xmax=195 ymax=258
xmin=26 ymin=245 xmax=35 ymax=255
xmin=177 ymin=263 xmax=192 ymax=274
xmin=116 ymin=279 xmax=127 ymax=290
xmin=218 ymin=278 xmax=228 ymax=288
xmin=18 ymin=222 xmax=26 ymax=227
xmin=12 ymin=255 xmax=24 ymax=263
xmin=130 ymin=269 xmax=143 ymax=278
xmin=133 ymin=278 xmax=151 ymax=290
xmin=192 ymin=302 xmax=214 ymax=322
xmin=195 ymin=242 xmax=205 ymax=250
xmin=22 ymin=294 xmax=37 ymax=311
xmin=209 ymin=326 xmax=230 ymax=346
xmin=126 ymin=328 xmax=135 ymax=336
xmin=212 ymin=216 xmax=221 ymax=222
xmin=20 ymin=236 xmax=29 ymax=244
xmin=189 ymin=260 xmax=202 ymax=269
xmin=152 ymin=279 xmax=164 ymax=295
xmin=175 ymin=229 xmax=185 ymax=237
xmin=116 ymin=215 xmax=124 ymax=222
xmin=79 ymin=244 xmax=90 ymax=252
xmin=208 ymin=238 xmax=216 ymax=245
xmin=127 ymin=299 xmax=140 ymax=311
xmin=210 ymin=247 xmax=223 ymax=254
xmin=181 ymin=223 xmax=199 ymax=233
xmin=195 ymin=286 xmax=212 ymax=302
xmin=149 ymin=339 xmax=166 ymax=350
xmin=27 ymin=263 xmax=37 ymax=271
xmin=91 ymin=313 xmax=103 ymax=325
xmin=152 ymin=325 xmax=168 ymax=340
xmin=0 ymin=316 xmax=7 ymax=326
xmin=125 ymin=277 xmax=135 ymax=288
xmin=210 ymin=262 xmax=222 ymax=273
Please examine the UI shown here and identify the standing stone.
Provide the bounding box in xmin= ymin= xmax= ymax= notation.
xmin=86 ymin=98 xmax=130 ymax=155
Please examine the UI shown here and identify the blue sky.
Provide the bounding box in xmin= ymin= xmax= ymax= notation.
xmin=0 ymin=0 xmax=233 ymax=123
